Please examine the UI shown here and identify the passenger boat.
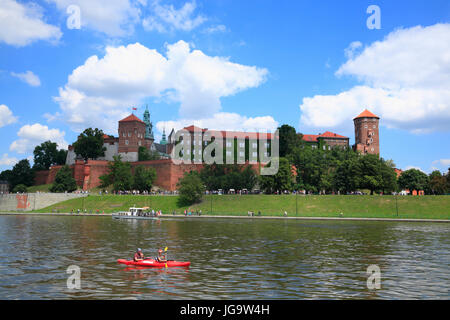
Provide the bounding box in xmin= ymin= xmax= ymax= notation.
xmin=112 ymin=207 xmax=160 ymax=220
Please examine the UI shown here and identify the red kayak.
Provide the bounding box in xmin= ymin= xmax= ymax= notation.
xmin=117 ymin=258 xmax=190 ymax=268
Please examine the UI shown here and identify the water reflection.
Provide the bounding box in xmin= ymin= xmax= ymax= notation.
xmin=0 ymin=215 xmax=448 ymax=299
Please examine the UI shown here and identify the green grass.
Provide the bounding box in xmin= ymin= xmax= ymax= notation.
xmin=33 ymin=194 xmax=450 ymax=220
xmin=26 ymin=184 xmax=53 ymax=193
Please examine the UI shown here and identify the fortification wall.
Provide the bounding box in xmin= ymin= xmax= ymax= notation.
xmin=0 ymin=193 xmax=87 ymax=212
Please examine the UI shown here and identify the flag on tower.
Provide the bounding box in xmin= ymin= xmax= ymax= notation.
xmin=132 ymin=107 xmax=137 ymax=111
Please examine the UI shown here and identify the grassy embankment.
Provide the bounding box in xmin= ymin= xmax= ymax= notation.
xmin=33 ymin=194 xmax=450 ymax=220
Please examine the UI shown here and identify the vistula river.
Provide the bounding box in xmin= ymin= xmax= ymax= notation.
xmin=0 ymin=214 xmax=448 ymax=299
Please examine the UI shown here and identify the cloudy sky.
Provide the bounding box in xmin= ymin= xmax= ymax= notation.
xmin=0 ymin=0 xmax=449 ymax=173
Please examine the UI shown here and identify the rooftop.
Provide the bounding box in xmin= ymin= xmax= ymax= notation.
xmin=354 ymin=109 xmax=379 ymax=120
xmin=119 ymin=114 xmax=145 ymax=123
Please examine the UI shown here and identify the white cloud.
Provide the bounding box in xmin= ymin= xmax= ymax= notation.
xmin=0 ymin=104 xmax=18 ymax=128
xmin=48 ymin=0 xmax=142 ymax=37
xmin=300 ymin=23 xmax=450 ymax=134
xmin=155 ymin=112 xmax=279 ymax=134
xmin=0 ymin=0 xmax=62 ymax=46
xmin=53 ymin=41 xmax=268 ymax=133
xmin=202 ymin=24 xmax=227 ymax=34
xmin=10 ymin=124 xmax=68 ymax=154
xmin=10 ymin=70 xmax=41 ymax=87
xmin=143 ymin=0 xmax=206 ymax=33
xmin=0 ymin=154 xmax=18 ymax=167
xmin=432 ymin=159 xmax=450 ymax=168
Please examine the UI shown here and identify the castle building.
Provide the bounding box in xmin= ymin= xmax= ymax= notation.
xmin=353 ymin=109 xmax=380 ymax=155
xmin=66 ymin=108 xmax=168 ymax=165
xmin=301 ymin=131 xmax=349 ymax=150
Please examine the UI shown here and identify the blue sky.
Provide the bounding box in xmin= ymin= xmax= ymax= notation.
xmin=0 ymin=0 xmax=449 ymax=174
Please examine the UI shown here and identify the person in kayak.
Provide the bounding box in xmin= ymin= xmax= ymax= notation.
xmin=134 ymin=248 xmax=145 ymax=262
xmin=156 ymin=249 xmax=167 ymax=263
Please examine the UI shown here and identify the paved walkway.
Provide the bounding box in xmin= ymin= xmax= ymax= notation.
xmin=0 ymin=212 xmax=448 ymax=223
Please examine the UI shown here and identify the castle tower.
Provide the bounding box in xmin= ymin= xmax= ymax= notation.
xmin=160 ymin=128 xmax=167 ymax=145
xmin=143 ymin=105 xmax=154 ymax=140
xmin=353 ymin=109 xmax=380 ymax=155
xmin=118 ymin=114 xmax=146 ymax=162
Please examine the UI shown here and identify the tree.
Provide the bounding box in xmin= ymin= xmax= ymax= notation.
xmin=177 ymin=171 xmax=205 ymax=206
xmin=279 ymin=124 xmax=303 ymax=157
xmin=133 ymin=165 xmax=156 ymax=192
xmin=33 ymin=140 xmax=67 ymax=170
xmin=49 ymin=166 xmax=77 ymax=193
xmin=358 ymin=154 xmax=383 ymax=195
xmin=12 ymin=184 xmax=28 ymax=193
xmin=259 ymin=157 xmax=293 ymax=194
xmin=138 ymin=146 xmax=161 ymax=161
xmin=379 ymin=158 xmax=398 ymax=194
xmin=428 ymin=170 xmax=447 ymax=195
xmin=9 ymin=159 xmax=35 ymax=190
xmin=398 ymin=169 xmax=429 ymax=193
xmin=199 ymin=164 xmax=257 ymax=192
xmin=0 ymin=170 xmax=12 ymax=185
xmin=99 ymin=156 xmax=133 ymax=191
xmin=72 ymin=128 xmax=106 ymax=161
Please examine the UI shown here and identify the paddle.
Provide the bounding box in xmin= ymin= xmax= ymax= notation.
xmin=164 ymin=247 xmax=168 ymax=268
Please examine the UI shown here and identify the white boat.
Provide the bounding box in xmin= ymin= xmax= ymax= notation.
xmin=112 ymin=207 xmax=160 ymax=220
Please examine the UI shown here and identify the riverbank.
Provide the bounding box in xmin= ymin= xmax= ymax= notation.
xmin=0 ymin=211 xmax=449 ymax=223
xmin=21 ymin=194 xmax=450 ymax=220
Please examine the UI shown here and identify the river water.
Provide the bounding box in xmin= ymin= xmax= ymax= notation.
xmin=0 ymin=215 xmax=448 ymax=299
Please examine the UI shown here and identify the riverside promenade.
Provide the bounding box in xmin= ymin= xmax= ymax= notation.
xmin=0 ymin=211 xmax=448 ymax=223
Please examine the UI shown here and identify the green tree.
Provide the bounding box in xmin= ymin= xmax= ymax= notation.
xmin=177 ymin=171 xmax=205 ymax=206
xmin=428 ymin=170 xmax=447 ymax=195
xmin=259 ymin=157 xmax=293 ymax=194
xmin=9 ymin=159 xmax=35 ymax=190
xmin=12 ymin=184 xmax=28 ymax=193
xmin=398 ymin=168 xmax=429 ymax=193
xmin=49 ymin=165 xmax=77 ymax=193
xmin=33 ymin=140 xmax=68 ymax=170
xmin=138 ymin=146 xmax=161 ymax=161
xmin=133 ymin=165 xmax=157 ymax=192
xmin=99 ymin=156 xmax=133 ymax=191
xmin=279 ymin=124 xmax=303 ymax=157
xmin=379 ymin=158 xmax=398 ymax=194
xmin=72 ymin=128 xmax=106 ymax=161
xmin=358 ymin=154 xmax=383 ymax=195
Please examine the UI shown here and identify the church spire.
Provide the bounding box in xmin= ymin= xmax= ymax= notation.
xmin=160 ymin=127 xmax=167 ymax=145
xmin=143 ymin=105 xmax=154 ymax=140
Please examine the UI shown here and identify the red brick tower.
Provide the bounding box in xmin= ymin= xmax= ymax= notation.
xmin=118 ymin=114 xmax=146 ymax=162
xmin=353 ymin=109 xmax=380 ymax=155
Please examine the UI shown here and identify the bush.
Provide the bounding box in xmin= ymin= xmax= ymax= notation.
xmin=50 ymin=165 xmax=77 ymax=193
xmin=12 ymin=184 xmax=28 ymax=193
xmin=177 ymin=171 xmax=205 ymax=206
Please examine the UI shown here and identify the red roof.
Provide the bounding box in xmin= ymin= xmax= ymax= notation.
xmin=354 ymin=109 xmax=379 ymax=120
xmin=301 ymin=131 xmax=348 ymax=142
xmin=302 ymin=134 xmax=319 ymax=142
xmin=119 ymin=114 xmax=144 ymax=123
xmin=183 ymin=125 xmax=207 ymax=132
xmin=183 ymin=125 xmax=273 ymax=139
xmin=318 ymin=131 xmax=348 ymax=139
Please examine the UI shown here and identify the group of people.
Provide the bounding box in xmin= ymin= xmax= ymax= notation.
xmin=183 ymin=209 xmax=202 ymax=216
xmin=134 ymin=248 xmax=167 ymax=263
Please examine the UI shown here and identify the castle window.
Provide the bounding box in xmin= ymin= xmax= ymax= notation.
xmin=373 ymin=125 xmax=376 ymax=129
xmin=125 ymin=140 xmax=129 ymax=145
xmin=226 ymin=151 xmax=231 ymax=156
xmin=123 ymin=132 xmax=126 ymax=137
xmin=239 ymin=142 xmax=245 ymax=148
xmin=128 ymin=132 xmax=131 ymax=137
xmin=252 ymin=143 xmax=257 ymax=148
xmin=138 ymin=141 xmax=142 ymax=146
